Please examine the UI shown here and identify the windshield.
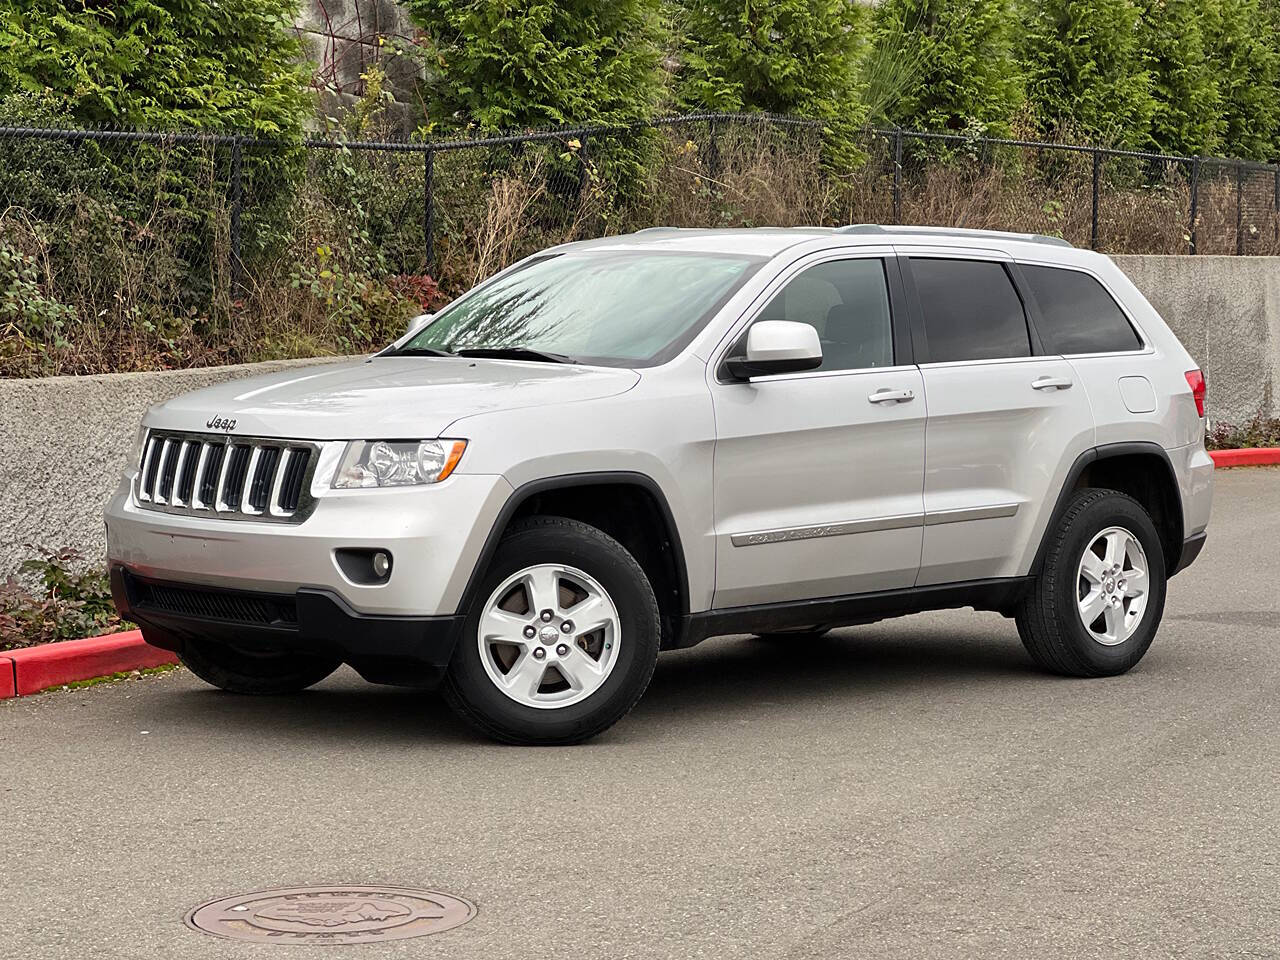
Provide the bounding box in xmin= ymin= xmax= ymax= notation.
xmin=396 ymin=250 xmax=762 ymax=366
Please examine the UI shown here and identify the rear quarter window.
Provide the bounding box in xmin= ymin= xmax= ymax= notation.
xmin=1022 ymin=265 xmax=1142 ymax=354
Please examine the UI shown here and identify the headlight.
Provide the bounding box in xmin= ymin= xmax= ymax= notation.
xmin=333 ymin=439 xmax=467 ymax=489
xmin=129 ymin=426 xmax=149 ymax=468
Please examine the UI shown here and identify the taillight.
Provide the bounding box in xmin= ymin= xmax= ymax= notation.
xmin=1185 ymin=369 xmax=1206 ymax=418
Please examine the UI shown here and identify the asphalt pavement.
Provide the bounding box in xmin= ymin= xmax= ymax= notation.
xmin=2 ymin=468 xmax=1278 ymax=959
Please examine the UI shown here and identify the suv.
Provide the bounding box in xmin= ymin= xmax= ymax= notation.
xmin=106 ymin=225 xmax=1214 ymax=744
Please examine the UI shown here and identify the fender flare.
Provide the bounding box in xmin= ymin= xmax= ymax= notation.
xmin=1030 ymin=440 xmax=1184 ymax=577
xmin=455 ymin=471 xmax=691 ymax=617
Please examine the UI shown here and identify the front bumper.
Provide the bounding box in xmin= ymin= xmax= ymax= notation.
xmin=113 ymin=567 xmax=464 ymax=685
xmin=1171 ymin=531 xmax=1207 ymax=576
xmin=105 ymin=471 xmax=512 ymax=617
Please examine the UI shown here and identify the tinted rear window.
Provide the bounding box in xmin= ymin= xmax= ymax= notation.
xmin=1022 ymin=265 xmax=1142 ymax=354
xmin=912 ymin=258 xmax=1031 ymax=363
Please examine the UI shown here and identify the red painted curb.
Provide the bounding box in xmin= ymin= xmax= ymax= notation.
xmin=0 ymin=656 xmax=15 ymax=699
xmin=1210 ymin=447 xmax=1280 ymax=467
xmin=4 ymin=630 xmax=177 ymax=697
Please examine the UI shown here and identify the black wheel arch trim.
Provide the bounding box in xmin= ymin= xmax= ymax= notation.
xmin=456 ymin=470 xmax=692 ymax=619
xmin=1031 ymin=440 xmax=1186 ymax=577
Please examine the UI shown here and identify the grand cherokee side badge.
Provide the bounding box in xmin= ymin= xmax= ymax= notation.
xmin=206 ymin=415 xmax=237 ymax=432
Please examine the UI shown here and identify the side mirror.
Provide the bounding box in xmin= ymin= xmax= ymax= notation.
xmin=725 ymin=320 xmax=823 ymax=380
xmin=406 ymin=312 xmax=434 ymax=336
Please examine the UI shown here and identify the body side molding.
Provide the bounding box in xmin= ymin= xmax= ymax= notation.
xmin=730 ymin=503 xmax=1020 ymax=547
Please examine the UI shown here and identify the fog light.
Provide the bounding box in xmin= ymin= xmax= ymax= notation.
xmin=334 ymin=548 xmax=393 ymax=585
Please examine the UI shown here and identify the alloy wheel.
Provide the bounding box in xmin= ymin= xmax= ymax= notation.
xmin=1077 ymin=525 xmax=1150 ymax=646
xmin=476 ymin=563 xmax=621 ymax=709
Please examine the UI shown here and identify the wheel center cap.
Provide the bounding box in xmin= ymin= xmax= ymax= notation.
xmin=1104 ymin=578 xmax=1115 ymax=593
xmin=538 ymin=625 xmax=559 ymax=644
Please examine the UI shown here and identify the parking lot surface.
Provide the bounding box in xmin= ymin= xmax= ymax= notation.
xmin=2 ymin=468 xmax=1278 ymax=959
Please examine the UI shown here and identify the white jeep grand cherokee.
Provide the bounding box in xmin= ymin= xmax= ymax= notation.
xmin=106 ymin=225 xmax=1214 ymax=744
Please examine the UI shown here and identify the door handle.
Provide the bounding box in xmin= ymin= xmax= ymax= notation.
xmin=1031 ymin=376 xmax=1073 ymax=391
xmin=868 ymin=388 xmax=915 ymax=404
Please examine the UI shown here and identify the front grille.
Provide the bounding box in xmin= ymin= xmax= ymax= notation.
xmin=134 ymin=579 xmax=298 ymax=626
xmin=135 ymin=430 xmax=318 ymax=522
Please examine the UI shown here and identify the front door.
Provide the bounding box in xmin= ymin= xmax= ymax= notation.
xmin=710 ymin=254 xmax=926 ymax=608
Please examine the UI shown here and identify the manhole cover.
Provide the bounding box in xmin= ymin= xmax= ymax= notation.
xmin=185 ymin=885 xmax=476 ymax=945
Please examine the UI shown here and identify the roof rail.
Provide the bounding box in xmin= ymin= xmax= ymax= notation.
xmin=835 ymin=223 xmax=1073 ymax=248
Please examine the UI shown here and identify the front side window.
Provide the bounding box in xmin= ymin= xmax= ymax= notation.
xmin=752 ymin=258 xmax=895 ymax=372
xmin=397 ymin=250 xmax=761 ymax=367
xmin=912 ymin=258 xmax=1031 ymax=363
xmin=1022 ymin=265 xmax=1142 ymax=354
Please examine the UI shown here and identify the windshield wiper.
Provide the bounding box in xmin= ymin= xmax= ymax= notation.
xmin=454 ymin=347 xmax=579 ymax=364
xmin=388 ymin=345 xmax=456 ymax=357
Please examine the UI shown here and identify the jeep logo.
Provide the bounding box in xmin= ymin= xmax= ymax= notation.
xmin=206 ymin=415 xmax=237 ymax=433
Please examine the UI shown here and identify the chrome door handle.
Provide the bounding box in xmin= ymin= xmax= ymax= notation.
xmin=1031 ymin=376 xmax=1073 ymax=391
xmin=868 ymin=388 xmax=915 ymax=404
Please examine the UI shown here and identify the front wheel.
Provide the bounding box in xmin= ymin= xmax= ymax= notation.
xmin=442 ymin=516 xmax=660 ymax=745
xmin=1016 ymin=488 xmax=1167 ymax=677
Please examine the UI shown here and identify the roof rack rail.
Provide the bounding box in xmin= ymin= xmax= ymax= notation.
xmin=835 ymin=223 xmax=1074 ymax=248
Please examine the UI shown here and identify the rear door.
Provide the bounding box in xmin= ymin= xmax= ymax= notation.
xmin=709 ymin=251 xmax=926 ymax=607
xmin=900 ymin=250 xmax=1096 ymax=585
xmin=1016 ymin=261 xmax=1154 ymax=448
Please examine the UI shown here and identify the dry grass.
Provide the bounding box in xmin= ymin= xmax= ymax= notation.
xmin=4 ymin=120 xmax=1279 ymax=379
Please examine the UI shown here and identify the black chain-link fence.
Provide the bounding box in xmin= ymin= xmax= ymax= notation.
xmin=2 ymin=113 xmax=1278 ymax=377
xmin=855 ymin=128 xmax=1280 ymax=256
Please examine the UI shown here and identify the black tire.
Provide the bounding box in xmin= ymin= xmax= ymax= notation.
xmin=178 ymin=639 xmax=341 ymax=694
xmin=1016 ymin=488 xmax=1167 ymax=678
xmin=752 ymin=627 xmax=831 ymax=642
xmin=442 ymin=516 xmax=661 ymax=745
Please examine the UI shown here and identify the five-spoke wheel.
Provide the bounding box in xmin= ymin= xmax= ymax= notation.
xmin=1076 ymin=526 xmax=1150 ymax=646
xmin=442 ymin=516 xmax=661 ymax=745
xmin=1017 ymin=488 xmax=1167 ymax=677
xmin=478 ymin=564 xmax=621 ymax=709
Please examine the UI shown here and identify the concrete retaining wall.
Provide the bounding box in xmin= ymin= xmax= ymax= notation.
xmin=0 ymin=358 xmax=346 ymax=581
xmin=1114 ymin=255 xmax=1279 ymax=425
xmin=1 ymin=255 xmax=1277 ymax=579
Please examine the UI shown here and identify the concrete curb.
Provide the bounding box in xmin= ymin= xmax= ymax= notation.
xmin=0 ymin=630 xmax=176 ymax=698
xmin=1210 ymin=447 xmax=1280 ymax=467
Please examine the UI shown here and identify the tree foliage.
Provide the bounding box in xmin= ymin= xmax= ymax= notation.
xmin=669 ymin=0 xmax=869 ymax=166
xmin=870 ymin=0 xmax=1023 ymax=135
xmin=671 ymin=0 xmax=865 ymax=116
xmin=402 ymin=0 xmax=665 ymax=131
xmin=1019 ymin=0 xmax=1156 ymax=147
xmin=0 ymin=0 xmax=309 ymax=135
xmin=1203 ymin=0 xmax=1280 ymax=160
xmin=1137 ymin=0 xmax=1223 ymax=155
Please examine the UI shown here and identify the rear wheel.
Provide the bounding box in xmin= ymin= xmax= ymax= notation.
xmin=442 ymin=516 xmax=660 ymax=745
xmin=178 ymin=639 xmax=340 ymax=694
xmin=1016 ymin=489 xmax=1167 ymax=677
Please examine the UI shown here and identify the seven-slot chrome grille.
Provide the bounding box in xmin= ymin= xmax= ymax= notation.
xmin=135 ymin=430 xmax=320 ymax=522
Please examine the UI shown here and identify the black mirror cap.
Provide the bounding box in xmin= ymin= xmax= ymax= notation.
xmin=724 ymin=354 xmax=823 ymax=381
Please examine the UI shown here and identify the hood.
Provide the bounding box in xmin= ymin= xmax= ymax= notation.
xmin=146 ymin=356 xmax=641 ymax=440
